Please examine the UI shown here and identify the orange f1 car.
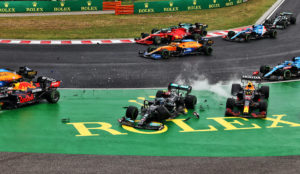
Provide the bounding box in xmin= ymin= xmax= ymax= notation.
xmin=0 ymin=67 xmax=61 ymax=109
xmin=139 ymin=39 xmax=213 ymax=59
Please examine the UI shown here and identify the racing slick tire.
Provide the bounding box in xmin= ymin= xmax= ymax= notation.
xmin=260 ymin=65 xmax=271 ymax=74
xmin=126 ymin=106 xmax=139 ymax=120
xmin=192 ymin=34 xmax=201 ymax=41
xmin=260 ymin=86 xmax=269 ymax=99
xmin=259 ymin=101 xmax=268 ymax=112
xmin=269 ymin=30 xmax=277 ymax=38
xmin=156 ymin=90 xmax=164 ymax=98
xmin=231 ymin=84 xmax=242 ymax=96
xmin=226 ymin=98 xmax=235 ymax=109
xmin=283 ymin=69 xmax=292 ymax=80
xmin=283 ymin=21 xmax=287 ymax=29
xmin=244 ymin=34 xmax=250 ymax=42
xmin=203 ymin=46 xmax=213 ymax=56
xmin=46 ymin=90 xmax=60 ymax=103
xmin=156 ymin=106 xmax=171 ymax=121
xmin=201 ymin=30 xmax=208 ymax=36
xmin=153 ymin=36 xmax=162 ymax=45
xmin=227 ymin=31 xmax=235 ymax=38
xmin=161 ymin=49 xmax=170 ymax=59
xmin=147 ymin=46 xmax=157 ymax=52
xmin=184 ymin=95 xmax=197 ymax=109
xmin=290 ymin=17 xmax=296 ymax=24
xmin=141 ymin=33 xmax=149 ymax=38
xmin=151 ymin=28 xmax=159 ymax=34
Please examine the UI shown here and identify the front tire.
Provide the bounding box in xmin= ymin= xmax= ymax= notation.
xmin=283 ymin=69 xmax=292 ymax=80
xmin=46 ymin=90 xmax=60 ymax=103
xmin=161 ymin=49 xmax=170 ymax=59
xmin=260 ymin=86 xmax=269 ymax=99
xmin=126 ymin=106 xmax=139 ymax=120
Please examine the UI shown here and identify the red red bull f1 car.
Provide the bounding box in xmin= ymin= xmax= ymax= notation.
xmin=225 ymin=76 xmax=269 ymax=118
xmin=0 ymin=67 xmax=61 ymax=109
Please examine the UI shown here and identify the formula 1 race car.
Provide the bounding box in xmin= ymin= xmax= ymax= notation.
xmin=118 ymin=83 xmax=198 ymax=130
xmin=253 ymin=57 xmax=300 ymax=81
xmin=139 ymin=39 xmax=213 ymax=59
xmin=178 ymin=23 xmax=208 ymax=37
xmin=264 ymin=12 xmax=297 ymax=29
xmin=0 ymin=67 xmax=61 ymax=109
xmin=223 ymin=25 xmax=277 ymax=42
xmin=225 ymin=76 xmax=269 ymax=118
xmin=135 ymin=23 xmax=208 ymax=45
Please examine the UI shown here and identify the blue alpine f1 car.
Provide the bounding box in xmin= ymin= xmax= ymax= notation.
xmin=253 ymin=57 xmax=300 ymax=80
xmin=223 ymin=25 xmax=277 ymax=42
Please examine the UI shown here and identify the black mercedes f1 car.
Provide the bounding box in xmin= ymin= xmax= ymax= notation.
xmin=118 ymin=83 xmax=197 ymax=130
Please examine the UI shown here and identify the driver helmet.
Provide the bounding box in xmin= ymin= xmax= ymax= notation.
xmin=245 ymin=82 xmax=255 ymax=90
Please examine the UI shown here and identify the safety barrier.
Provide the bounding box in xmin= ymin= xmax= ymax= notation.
xmin=115 ymin=5 xmax=134 ymax=15
xmin=0 ymin=0 xmax=103 ymax=13
xmin=102 ymin=1 xmax=121 ymax=11
xmin=134 ymin=0 xmax=247 ymax=14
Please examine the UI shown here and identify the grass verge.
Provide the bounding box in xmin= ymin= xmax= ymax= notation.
xmin=0 ymin=0 xmax=276 ymax=39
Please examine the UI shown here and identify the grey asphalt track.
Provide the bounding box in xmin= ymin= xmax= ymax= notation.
xmin=1 ymin=0 xmax=300 ymax=173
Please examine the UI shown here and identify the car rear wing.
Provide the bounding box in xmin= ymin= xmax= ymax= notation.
xmin=241 ymin=75 xmax=262 ymax=82
xmin=168 ymin=83 xmax=192 ymax=93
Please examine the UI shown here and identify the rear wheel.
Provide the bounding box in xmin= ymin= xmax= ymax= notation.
xmin=203 ymin=46 xmax=213 ymax=56
xmin=161 ymin=49 xmax=170 ymax=59
xmin=46 ymin=90 xmax=60 ymax=103
xmin=126 ymin=106 xmax=139 ymax=120
xmin=184 ymin=95 xmax=197 ymax=109
xmin=231 ymin=84 xmax=242 ymax=96
xmin=283 ymin=69 xmax=292 ymax=80
xmin=290 ymin=17 xmax=296 ymax=24
xmin=192 ymin=34 xmax=201 ymax=41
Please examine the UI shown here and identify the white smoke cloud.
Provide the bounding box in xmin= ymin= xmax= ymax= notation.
xmin=175 ymin=74 xmax=240 ymax=98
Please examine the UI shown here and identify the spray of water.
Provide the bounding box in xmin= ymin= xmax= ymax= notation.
xmin=175 ymin=75 xmax=240 ymax=98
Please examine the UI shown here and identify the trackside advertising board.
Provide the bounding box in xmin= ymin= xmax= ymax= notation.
xmin=0 ymin=0 xmax=102 ymax=13
xmin=134 ymin=0 xmax=245 ymax=14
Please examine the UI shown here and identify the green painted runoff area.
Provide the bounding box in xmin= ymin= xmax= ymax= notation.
xmin=0 ymin=81 xmax=300 ymax=157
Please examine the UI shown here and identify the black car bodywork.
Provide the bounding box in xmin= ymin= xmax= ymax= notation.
xmin=118 ymin=83 xmax=197 ymax=130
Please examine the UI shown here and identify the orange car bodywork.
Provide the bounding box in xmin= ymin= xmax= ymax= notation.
xmin=0 ymin=71 xmax=22 ymax=82
xmin=150 ymin=41 xmax=203 ymax=53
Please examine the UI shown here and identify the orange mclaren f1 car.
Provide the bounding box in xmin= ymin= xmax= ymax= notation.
xmin=139 ymin=39 xmax=213 ymax=59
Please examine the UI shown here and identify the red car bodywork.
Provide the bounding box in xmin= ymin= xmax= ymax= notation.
xmin=135 ymin=28 xmax=188 ymax=45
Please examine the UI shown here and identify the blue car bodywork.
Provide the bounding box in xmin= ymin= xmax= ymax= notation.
xmin=256 ymin=57 xmax=300 ymax=81
xmin=224 ymin=25 xmax=276 ymax=42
